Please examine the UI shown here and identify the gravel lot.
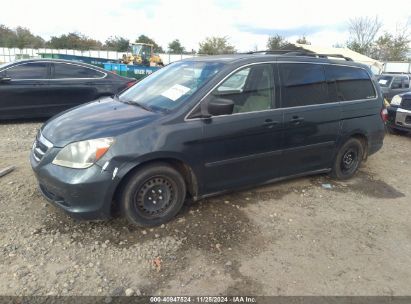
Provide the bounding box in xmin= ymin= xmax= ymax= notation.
xmin=0 ymin=121 xmax=411 ymax=296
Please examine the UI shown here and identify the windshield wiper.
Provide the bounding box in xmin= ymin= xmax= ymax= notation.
xmin=119 ymin=98 xmax=153 ymax=112
xmin=113 ymin=94 xmax=157 ymax=112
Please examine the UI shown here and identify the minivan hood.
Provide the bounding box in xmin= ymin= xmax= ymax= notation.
xmin=41 ymin=97 xmax=160 ymax=147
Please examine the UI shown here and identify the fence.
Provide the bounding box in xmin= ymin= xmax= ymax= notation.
xmin=0 ymin=47 xmax=197 ymax=65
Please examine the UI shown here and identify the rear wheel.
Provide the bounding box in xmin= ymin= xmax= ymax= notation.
xmin=331 ymin=138 xmax=364 ymax=180
xmin=120 ymin=163 xmax=186 ymax=227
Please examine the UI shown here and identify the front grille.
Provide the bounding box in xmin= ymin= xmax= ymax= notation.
xmin=32 ymin=132 xmax=53 ymax=162
xmin=402 ymin=98 xmax=411 ymax=111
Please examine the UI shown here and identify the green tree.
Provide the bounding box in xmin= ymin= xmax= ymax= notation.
xmin=371 ymin=32 xmax=410 ymax=61
xmin=296 ymin=36 xmax=311 ymax=45
xmin=198 ymin=36 xmax=236 ymax=55
xmin=105 ymin=36 xmax=129 ymax=52
xmin=0 ymin=25 xmax=44 ymax=48
xmin=47 ymin=32 xmax=102 ymax=50
xmin=14 ymin=27 xmax=45 ymax=49
xmin=135 ymin=35 xmax=164 ymax=53
xmin=266 ymin=34 xmax=288 ymax=50
xmin=168 ymin=39 xmax=185 ymax=54
xmin=0 ymin=24 xmax=16 ymax=47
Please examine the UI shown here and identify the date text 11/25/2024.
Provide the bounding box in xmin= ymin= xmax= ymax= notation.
xmin=149 ymin=296 xmax=257 ymax=303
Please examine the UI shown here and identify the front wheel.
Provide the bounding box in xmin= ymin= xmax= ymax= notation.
xmin=120 ymin=163 xmax=186 ymax=227
xmin=331 ymin=138 xmax=364 ymax=180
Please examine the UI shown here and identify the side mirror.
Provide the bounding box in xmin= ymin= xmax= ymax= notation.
xmin=207 ymin=98 xmax=234 ymax=116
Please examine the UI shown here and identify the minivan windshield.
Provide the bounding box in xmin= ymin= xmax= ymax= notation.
xmin=377 ymin=75 xmax=393 ymax=87
xmin=119 ymin=61 xmax=224 ymax=113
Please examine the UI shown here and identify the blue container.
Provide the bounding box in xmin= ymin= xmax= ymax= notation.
xmin=40 ymin=53 xmax=161 ymax=79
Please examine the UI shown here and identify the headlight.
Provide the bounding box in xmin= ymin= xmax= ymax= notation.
xmin=52 ymin=138 xmax=114 ymax=169
xmin=391 ymin=95 xmax=402 ymax=106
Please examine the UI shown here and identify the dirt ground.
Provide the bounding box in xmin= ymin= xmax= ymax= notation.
xmin=0 ymin=120 xmax=411 ymax=296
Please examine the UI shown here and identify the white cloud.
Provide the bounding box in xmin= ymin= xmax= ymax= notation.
xmin=1 ymin=0 xmax=410 ymax=51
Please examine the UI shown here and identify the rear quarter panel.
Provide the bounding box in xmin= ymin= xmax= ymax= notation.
xmin=339 ymin=97 xmax=385 ymax=156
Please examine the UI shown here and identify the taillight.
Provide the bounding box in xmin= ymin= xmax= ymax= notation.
xmin=126 ymin=81 xmax=137 ymax=88
xmin=380 ymin=108 xmax=388 ymax=122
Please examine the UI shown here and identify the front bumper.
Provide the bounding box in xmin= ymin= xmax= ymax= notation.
xmin=30 ymin=142 xmax=119 ymax=220
xmin=387 ymin=106 xmax=411 ymax=131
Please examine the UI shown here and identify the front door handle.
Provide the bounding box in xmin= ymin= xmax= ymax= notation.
xmin=263 ymin=119 xmax=280 ymax=128
xmin=289 ymin=116 xmax=304 ymax=125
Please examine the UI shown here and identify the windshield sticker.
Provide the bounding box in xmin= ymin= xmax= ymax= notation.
xmin=378 ymin=79 xmax=388 ymax=85
xmin=161 ymin=84 xmax=191 ymax=101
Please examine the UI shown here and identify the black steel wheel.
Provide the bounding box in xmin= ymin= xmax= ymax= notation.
xmin=331 ymin=138 xmax=364 ymax=180
xmin=134 ymin=176 xmax=175 ymax=218
xmin=340 ymin=146 xmax=360 ymax=176
xmin=120 ymin=163 xmax=186 ymax=227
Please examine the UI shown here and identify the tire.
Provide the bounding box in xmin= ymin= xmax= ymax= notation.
xmin=120 ymin=163 xmax=186 ymax=227
xmin=331 ymin=138 xmax=364 ymax=180
xmin=386 ymin=125 xmax=408 ymax=135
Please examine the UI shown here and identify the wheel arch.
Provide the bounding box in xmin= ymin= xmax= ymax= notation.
xmin=338 ymin=131 xmax=369 ymax=160
xmin=111 ymin=155 xmax=200 ymax=215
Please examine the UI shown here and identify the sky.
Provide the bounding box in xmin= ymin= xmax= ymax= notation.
xmin=1 ymin=0 xmax=410 ymax=52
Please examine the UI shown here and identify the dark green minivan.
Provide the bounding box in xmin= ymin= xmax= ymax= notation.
xmin=31 ymin=52 xmax=385 ymax=226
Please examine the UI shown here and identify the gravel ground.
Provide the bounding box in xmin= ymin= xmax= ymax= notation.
xmin=0 ymin=120 xmax=411 ymax=296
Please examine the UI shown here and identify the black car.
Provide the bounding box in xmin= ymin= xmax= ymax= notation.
xmin=0 ymin=59 xmax=136 ymax=119
xmin=30 ymin=53 xmax=385 ymax=227
xmin=386 ymin=92 xmax=411 ymax=134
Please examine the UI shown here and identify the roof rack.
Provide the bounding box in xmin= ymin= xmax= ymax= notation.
xmin=245 ymin=50 xmax=298 ymax=55
xmin=246 ymin=50 xmax=353 ymax=61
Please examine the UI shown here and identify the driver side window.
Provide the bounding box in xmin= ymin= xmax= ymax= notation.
xmin=212 ymin=64 xmax=274 ymax=114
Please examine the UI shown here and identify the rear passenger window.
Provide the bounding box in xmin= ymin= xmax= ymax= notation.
xmin=279 ymin=63 xmax=328 ymax=107
xmin=5 ymin=62 xmax=48 ymax=79
xmin=325 ymin=65 xmax=376 ymax=101
xmin=53 ymin=63 xmax=105 ymax=79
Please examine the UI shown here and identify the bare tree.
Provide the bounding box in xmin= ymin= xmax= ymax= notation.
xmin=347 ymin=16 xmax=383 ymax=55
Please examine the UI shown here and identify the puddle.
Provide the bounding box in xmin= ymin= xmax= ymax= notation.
xmin=312 ymin=171 xmax=405 ymax=199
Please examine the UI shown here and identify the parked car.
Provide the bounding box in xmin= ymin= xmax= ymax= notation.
xmin=386 ymin=92 xmax=411 ymax=135
xmin=30 ymin=53 xmax=385 ymax=227
xmin=0 ymin=59 xmax=136 ymax=119
xmin=377 ymin=74 xmax=410 ymax=101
